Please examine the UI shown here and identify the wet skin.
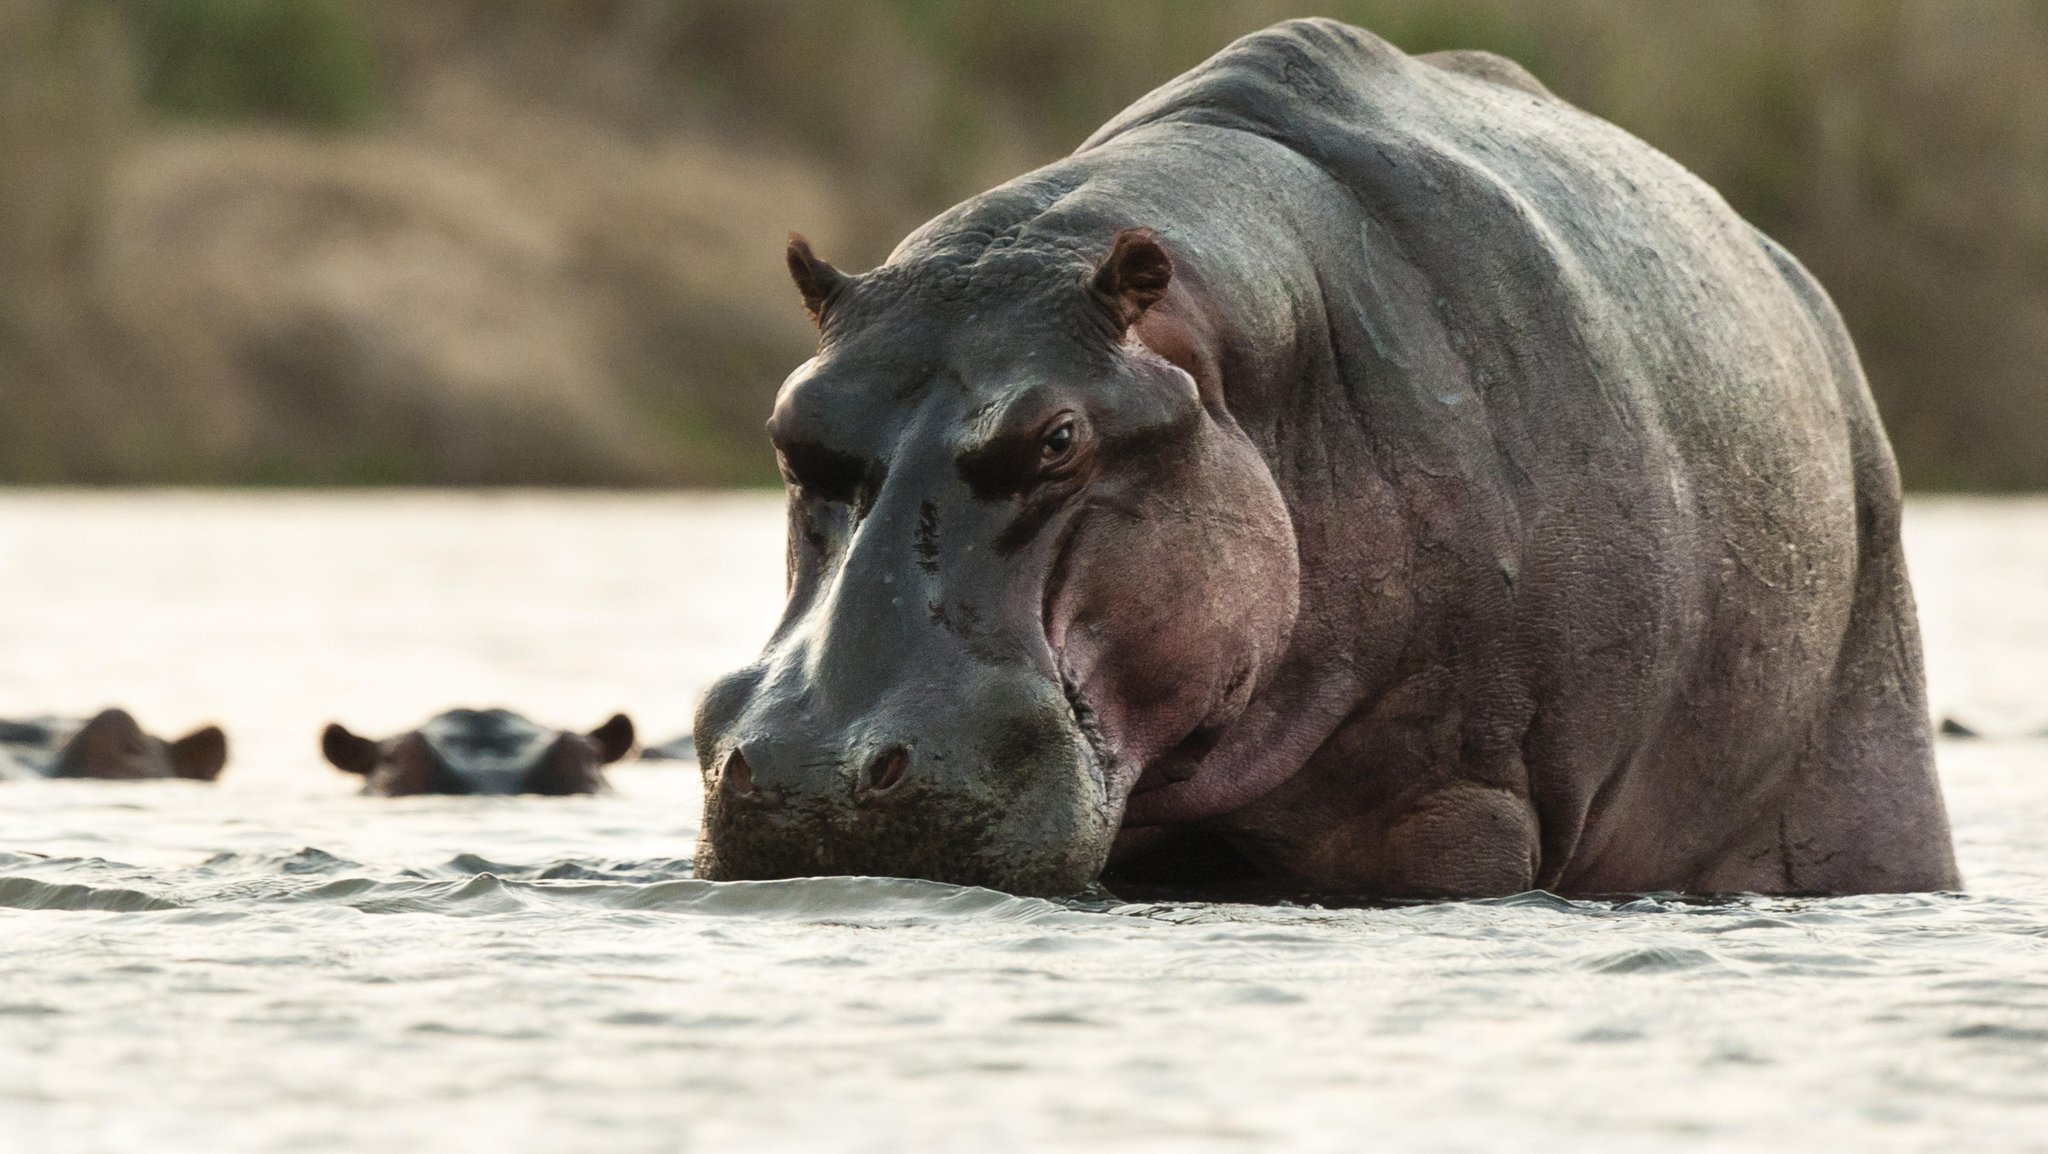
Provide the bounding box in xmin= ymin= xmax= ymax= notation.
xmin=694 ymin=19 xmax=1959 ymax=898
xmin=0 ymin=708 xmax=228 ymax=783
xmin=321 ymin=709 xmax=635 ymax=797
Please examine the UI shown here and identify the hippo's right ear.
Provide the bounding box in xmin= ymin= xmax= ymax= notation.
xmin=786 ymin=233 xmax=850 ymax=328
xmin=587 ymin=713 xmax=636 ymax=764
xmin=1092 ymin=227 xmax=1174 ymax=332
xmin=320 ymin=723 xmax=381 ymax=776
xmin=169 ymin=725 xmax=229 ymax=782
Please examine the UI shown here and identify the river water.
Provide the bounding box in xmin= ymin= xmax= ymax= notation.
xmin=0 ymin=492 xmax=2042 ymax=1153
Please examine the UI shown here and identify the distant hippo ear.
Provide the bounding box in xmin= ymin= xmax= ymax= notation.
xmin=169 ymin=725 xmax=228 ymax=782
xmin=321 ymin=723 xmax=380 ymax=776
xmin=787 ymin=233 xmax=851 ymax=327
xmin=587 ymin=713 xmax=636 ymax=764
xmin=1092 ymin=227 xmax=1174 ymax=331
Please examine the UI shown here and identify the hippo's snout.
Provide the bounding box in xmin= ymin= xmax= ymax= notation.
xmin=694 ymin=666 xmax=1120 ymax=896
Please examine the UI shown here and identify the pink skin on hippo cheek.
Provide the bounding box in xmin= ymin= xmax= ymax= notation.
xmin=1044 ymin=400 xmax=1301 ymax=816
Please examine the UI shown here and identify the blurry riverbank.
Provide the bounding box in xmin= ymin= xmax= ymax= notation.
xmin=3 ymin=1 xmax=2046 ymax=489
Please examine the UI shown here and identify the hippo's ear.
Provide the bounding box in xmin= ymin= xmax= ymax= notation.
xmin=321 ymin=723 xmax=381 ymax=776
xmin=587 ymin=713 xmax=636 ymax=764
xmin=1091 ymin=227 xmax=1174 ymax=332
xmin=786 ymin=233 xmax=851 ymax=328
xmin=169 ymin=725 xmax=228 ymax=782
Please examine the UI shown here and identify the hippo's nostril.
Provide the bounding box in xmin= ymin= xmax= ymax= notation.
xmin=721 ymin=748 xmax=755 ymax=796
xmin=863 ymin=745 xmax=909 ymax=793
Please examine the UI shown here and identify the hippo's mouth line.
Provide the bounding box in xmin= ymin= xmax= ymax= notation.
xmin=1057 ymin=668 xmax=1125 ymax=805
xmin=1058 ymin=672 xmax=1104 ymax=764
xmin=1039 ymin=500 xmax=1119 ymax=791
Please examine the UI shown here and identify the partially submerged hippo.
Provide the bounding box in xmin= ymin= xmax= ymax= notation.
xmin=321 ymin=709 xmax=635 ymax=796
xmin=695 ymin=20 xmax=1959 ymax=897
xmin=0 ymin=709 xmax=228 ymax=782
xmin=639 ymin=733 xmax=696 ymax=762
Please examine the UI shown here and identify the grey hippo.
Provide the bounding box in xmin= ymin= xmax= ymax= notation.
xmin=640 ymin=734 xmax=697 ymax=762
xmin=0 ymin=708 xmax=228 ymax=782
xmin=693 ymin=19 xmax=1959 ymax=898
xmin=322 ymin=709 xmax=636 ymax=796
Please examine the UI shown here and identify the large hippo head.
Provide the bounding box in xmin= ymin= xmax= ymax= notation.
xmin=693 ymin=229 xmax=1299 ymax=895
xmin=321 ymin=709 xmax=636 ymax=796
xmin=0 ymin=708 xmax=228 ymax=782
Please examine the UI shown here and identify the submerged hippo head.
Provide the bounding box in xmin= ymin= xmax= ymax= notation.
xmin=692 ymin=230 xmax=1299 ymax=895
xmin=0 ymin=708 xmax=228 ymax=782
xmin=321 ymin=709 xmax=636 ymax=796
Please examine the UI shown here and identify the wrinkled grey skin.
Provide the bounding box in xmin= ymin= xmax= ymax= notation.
xmin=695 ymin=19 xmax=1959 ymax=897
xmin=322 ymin=709 xmax=635 ymax=796
xmin=0 ymin=709 xmax=228 ymax=783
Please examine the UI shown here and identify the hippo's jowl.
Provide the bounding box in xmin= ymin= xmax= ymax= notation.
xmin=0 ymin=709 xmax=228 ymax=783
xmin=322 ymin=709 xmax=635 ymax=796
xmin=694 ymin=20 xmax=1959 ymax=897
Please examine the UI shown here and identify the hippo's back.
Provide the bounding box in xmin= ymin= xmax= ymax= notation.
xmin=1083 ymin=18 xmax=1862 ymax=495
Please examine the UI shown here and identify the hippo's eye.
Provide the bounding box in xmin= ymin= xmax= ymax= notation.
xmin=1041 ymin=420 xmax=1076 ymax=463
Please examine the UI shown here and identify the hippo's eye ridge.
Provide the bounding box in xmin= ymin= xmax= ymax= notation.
xmin=777 ymin=439 xmax=874 ymax=506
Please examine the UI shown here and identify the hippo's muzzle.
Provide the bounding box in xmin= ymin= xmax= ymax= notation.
xmin=693 ymin=655 xmax=1119 ymax=896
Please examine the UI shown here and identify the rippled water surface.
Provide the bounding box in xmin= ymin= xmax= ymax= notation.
xmin=1 ymin=493 xmax=2044 ymax=1153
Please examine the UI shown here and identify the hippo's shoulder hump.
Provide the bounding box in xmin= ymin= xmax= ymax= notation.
xmin=1077 ymin=17 xmax=1570 ymax=163
xmin=1413 ymin=48 xmax=1558 ymax=102
xmin=1079 ymin=18 xmax=1405 ymax=150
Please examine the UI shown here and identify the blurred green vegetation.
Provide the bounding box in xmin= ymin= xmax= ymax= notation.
xmin=1 ymin=0 xmax=2043 ymax=487
xmin=132 ymin=0 xmax=380 ymax=127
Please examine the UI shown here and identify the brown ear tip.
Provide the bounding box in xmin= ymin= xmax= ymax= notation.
xmin=321 ymin=723 xmax=380 ymax=776
xmin=321 ymin=722 xmax=359 ymax=761
xmin=1115 ymin=229 xmax=1172 ymax=270
xmin=1094 ymin=227 xmax=1175 ymax=328
xmin=1110 ymin=226 xmax=1168 ymax=254
xmin=589 ymin=713 xmax=636 ymax=763
xmin=170 ymin=724 xmax=229 ymax=781
xmin=785 ymin=233 xmax=849 ymax=325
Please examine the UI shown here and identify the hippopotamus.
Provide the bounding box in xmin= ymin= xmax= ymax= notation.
xmin=321 ymin=709 xmax=635 ymax=796
xmin=0 ymin=709 xmax=228 ymax=782
xmin=639 ymin=733 xmax=696 ymax=762
xmin=693 ymin=19 xmax=1959 ymax=898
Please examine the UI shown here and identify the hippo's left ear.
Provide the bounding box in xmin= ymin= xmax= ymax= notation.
xmin=787 ymin=233 xmax=851 ymax=328
xmin=1091 ymin=227 xmax=1174 ymax=332
xmin=169 ymin=725 xmax=229 ymax=782
xmin=321 ymin=723 xmax=381 ymax=776
xmin=587 ymin=713 xmax=636 ymax=764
